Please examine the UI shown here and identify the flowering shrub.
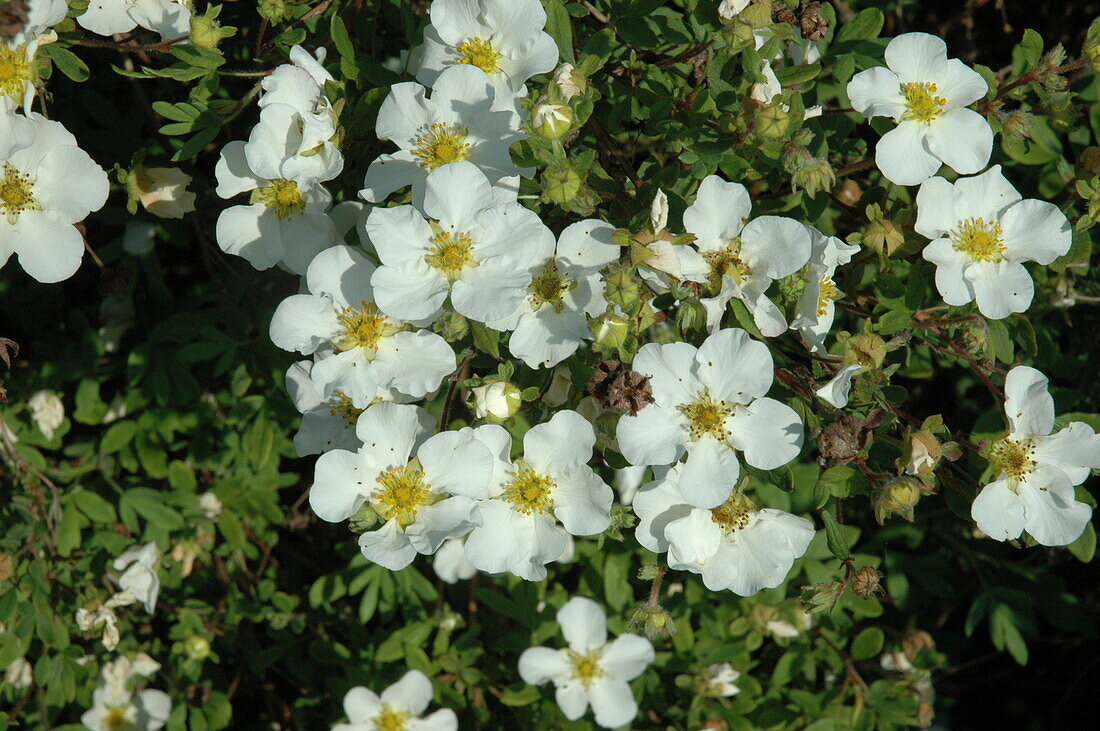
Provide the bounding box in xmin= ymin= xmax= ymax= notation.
xmin=3 ymin=0 xmax=1100 ymax=728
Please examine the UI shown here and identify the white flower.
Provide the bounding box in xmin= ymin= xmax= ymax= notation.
xmin=7 ymin=0 xmax=66 ymax=45
xmin=198 ymin=492 xmax=223 ymax=520
xmin=0 ymin=113 xmax=109 ymax=283
xmin=616 ymin=328 xmax=804 ymax=508
xmin=751 ymin=60 xmax=823 ymax=119
xmin=462 ymin=411 xmax=614 ymax=581
xmin=682 ymin=175 xmax=812 ymax=336
xmin=791 ymin=227 xmax=860 ymax=353
xmin=270 ymin=245 xmax=457 ymax=404
xmin=78 ymin=0 xmax=191 ymax=41
xmin=75 ymin=593 xmax=133 ymax=651
xmin=816 ymin=364 xmax=863 ymax=409
xmin=416 ymin=0 xmax=558 ymax=106
xmin=486 ymin=219 xmax=619 ymax=368
xmin=433 ymin=537 xmax=478 ymax=584
xmin=4 ymin=656 xmax=32 ymax=689
xmin=633 ymin=465 xmax=816 ymax=595
xmin=365 ymin=161 xmax=553 ymax=324
xmin=518 ymin=597 xmax=654 ymax=728
xmin=361 ymin=65 xmax=529 ymax=204
xmin=333 ymin=670 xmax=457 ymax=731
xmin=649 ymin=189 xmax=669 ymax=232
xmin=552 ymin=62 xmax=583 ymax=100
xmin=971 ymin=366 xmax=1100 ymax=546
xmin=765 ymin=619 xmax=801 ymax=639
xmin=114 ymin=542 xmax=160 ymax=614
xmin=718 ymin=0 xmax=751 ymax=19
xmin=470 ymin=381 xmax=522 ymax=421
xmin=880 ymin=650 xmax=914 ymax=674
xmin=80 ymin=656 xmax=171 ymax=731
xmin=310 ymin=403 xmax=491 ymax=570
xmin=132 ymin=166 xmax=196 ymax=219
xmin=285 ymin=361 xmax=367 ymax=456
xmin=916 ymin=165 xmax=1072 ymax=319
xmin=27 ymin=389 xmax=64 ymax=440
xmin=213 ymin=139 xmax=337 ymax=275
xmin=704 ymin=662 xmax=741 ymax=697
xmin=847 ymin=32 xmax=992 ymax=185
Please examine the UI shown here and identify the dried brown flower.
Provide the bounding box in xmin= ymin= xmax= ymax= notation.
xmin=588 ymin=360 xmax=654 ymax=414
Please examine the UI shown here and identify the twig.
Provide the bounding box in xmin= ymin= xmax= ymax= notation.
xmin=75 ymin=35 xmax=188 ymax=53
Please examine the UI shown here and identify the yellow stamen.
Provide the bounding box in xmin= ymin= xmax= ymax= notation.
xmin=989 ymin=437 xmax=1036 ymax=485
xmin=255 ymin=178 xmax=306 ymax=220
xmin=456 ymin=36 xmax=503 ymax=74
xmin=426 ymin=230 xmax=476 ymax=280
xmin=678 ymin=392 xmax=734 ymax=441
xmin=0 ymin=45 xmax=30 ymax=103
xmin=567 ymin=648 xmax=605 ymax=687
xmin=374 ymin=705 xmax=411 ymax=731
xmin=0 ymin=162 xmax=37 ymax=224
xmin=900 ymin=81 xmax=946 ymax=123
xmin=336 ymin=302 xmax=403 ymax=355
xmin=817 ymin=275 xmax=839 ymax=317
xmin=952 ymin=217 xmax=1005 ymax=263
xmin=529 ymin=261 xmax=572 ymax=312
xmin=103 ymin=705 xmax=134 ymax=730
xmin=703 ymin=241 xmax=751 ymax=291
xmin=501 ymin=464 xmax=556 ymax=514
xmin=710 ymin=493 xmax=757 ymax=534
xmin=373 ymin=464 xmax=440 ymax=528
xmin=411 ymin=122 xmax=472 ymax=169
xmin=328 ymin=391 xmax=365 ymax=425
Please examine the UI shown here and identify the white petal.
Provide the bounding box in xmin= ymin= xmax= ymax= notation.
xmin=342 ymin=687 xmax=381 ymax=723
xmin=589 ymin=677 xmax=639 ymax=729
xmin=631 ymin=473 xmax=692 ymax=553
xmin=816 ymin=364 xmax=863 ymax=408
xmin=557 ymin=596 xmax=607 ymax=653
xmin=269 ymin=295 xmax=340 ymax=355
xmin=922 ymin=239 xmax=974 ymax=305
xmin=631 ymin=341 xmax=699 ymax=407
xmin=310 ymin=449 xmax=367 ymax=522
xmin=418 ymin=430 xmax=493 ymax=497
xmin=557 ymin=219 xmax=620 ymax=270
xmin=599 ymin=634 xmax=655 ymax=681
xmin=1019 ymin=466 xmax=1092 ymax=546
xmin=739 ymin=217 xmax=812 ymax=279
xmin=451 ymin=260 xmax=531 ymax=322
xmin=615 ymin=404 xmax=687 ymax=467
xmin=971 ymin=478 xmax=1026 ymax=541
xmin=925 ymin=108 xmax=993 ymax=175
xmin=355 ymin=402 xmax=431 ymax=461
xmin=966 ymin=260 xmax=1033 ymax=320
xmin=680 ymin=438 xmax=740 ymax=509
xmin=1032 ymin=423 xmax=1100 ymax=484
xmin=1003 ymin=366 xmax=1056 ymax=438
xmin=365 ymin=204 xmax=436 ymax=267
xmin=524 ymin=410 xmax=595 ymax=472
xmin=726 ymin=397 xmax=803 ymax=469
xmin=665 ymin=509 xmax=723 ymax=569
xmin=875 ymin=121 xmax=940 ymax=185
xmin=554 ymin=681 xmax=590 ymax=721
xmin=552 ymin=468 xmax=613 ymax=536
xmin=373 ymin=330 xmax=456 ymax=399
xmin=214 ymin=140 xmax=263 ymax=198
xmin=407 ymin=499 xmax=479 ymax=557
xmin=953 ymin=165 xmax=1021 ymax=221
xmin=936 ymin=58 xmax=990 ymax=107
xmin=381 ymin=669 xmax=434 ymax=715
xmin=424 ymin=161 xmax=494 ymax=230
xmin=518 ymin=647 xmax=570 ymax=685
xmin=372 ymin=262 xmax=450 ymax=323
xmin=885 ymin=32 xmax=949 ymax=81
xmin=915 ymin=176 xmax=960 ymax=239
xmin=432 ymin=538 xmax=478 ymax=584
xmin=695 ymin=327 xmax=774 ymax=404
xmin=846 ymin=66 xmax=905 ymax=119
xmin=683 ymin=176 xmax=751 ymax=247
xmin=358 ymin=518 xmax=418 ymax=570
xmin=9 ymin=213 xmax=84 ymax=283
xmin=1000 ymin=199 xmax=1072 ymax=265
xmin=360 ymin=153 xmax=426 ymax=203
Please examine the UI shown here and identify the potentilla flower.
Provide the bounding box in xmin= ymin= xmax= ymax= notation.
xmin=80 ymin=656 xmax=171 ymax=731
xmin=114 ymin=542 xmax=160 ymax=613
xmin=254 ymin=70 xmax=343 ymax=187
xmin=791 ymin=226 xmax=860 ymax=353
xmin=416 ymin=0 xmax=558 ymax=107
xmin=461 ymin=411 xmax=614 ymax=581
xmin=486 ymin=219 xmax=619 ymax=368
xmin=285 ymin=361 xmax=367 ymax=456
xmin=6 ymin=0 xmax=67 ymax=46
xmin=361 ymin=65 xmax=529 ymax=204
xmin=682 ymin=175 xmax=812 ymax=336
xmin=847 ymin=32 xmax=992 ymax=185
xmin=27 ymin=389 xmax=63 ymax=440
xmin=518 ymin=597 xmax=654 ymax=729
xmin=616 ymin=327 xmax=805 ymax=508
xmin=916 ymin=165 xmax=1072 ymax=319
xmin=365 ymin=161 xmax=553 ymax=324
xmin=131 ymin=166 xmax=196 ymax=219
xmin=971 ymin=366 xmax=1100 ymax=546
xmin=310 ymin=402 xmax=491 ymax=570
xmin=703 ymin=662 xmax=741 ymax=697
xmin=213 ymin=139 xmax=337 ymax=275
xmin=0 ymin=113 xmax=109 ymax=283
xmin=269 ymin=245 xmax=457 ymax=404
xmin=78 ymin=0 xmax=191 ymax=41
xmin=633 ymin=464 xmax=816 ymax=595
xmin=333 ymin=670 xmax=457 ymax=731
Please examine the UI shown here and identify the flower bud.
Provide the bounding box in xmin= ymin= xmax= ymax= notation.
xmin=755 ymin=103 xmax=790 ymax=140
xmin=628 ymin=603 xmax=679 ymax=640
xmin=128 ymin=166 xmax=197 ymax=219
xmin=675 ymin=299 xmax=706 ymax=332
xmin=432 ymin=310 xmax=469 ymax=342
xmin=190 ymin=5 xmax=236 ymax=53
xmin=531 ymin=98 xmax=573 ymax=140
xmin=649 ymin=189 xmax=669 ymax=232
xmin=590 ymin=312 xmax=631 ymax=351
xmin=470 ymin=381 xmax=522 ymax=422
xmin=551 ymin=63 xmax=585 ymax=99
xmin=790 ymin=156 xmax=836 ymax=199
xmin=258 ymin=0 xmax=295 ymax=24
xmin=184 ymin=635 xmax=212 ymax=661
xmin=541 ymin=163 xmax=583 ymax=205
xmin=874 ymin=476 xmax=926 ymax=524
xmin=1086 ymin=18 xmax=1100 ymax=74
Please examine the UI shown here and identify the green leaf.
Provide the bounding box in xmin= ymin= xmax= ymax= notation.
xmin=44 ymin=44 xmax=90 ymax=82
xmin=330 ymin=13 xmax=355 ymax=61
xmin=850 ymin=627 xmax=885 ymax=660
xmin=72 ymin=491 xmax=117 ymax=524
xmin=122 ymin=488 xmax=184 ymax=530
xmin=775 ymin=64 xmax=821 ymax=86
xmin=56 ymin=504 xmax=85 ymax=557
xmin=821 ymin=509 xmax=850 ymax=561
xmin=73 ymin=380 xmax=108 ymax=425
xmin=543 ymin=0 xmax=576 ymax=64
xmin=1067 ymin=522 xmax=1096 ymax=563
xmin=816 ymin=466 xmax=869 ymax=498
xmin=985 ymin=318 xmax=1014 ymax=364
xmin=471 ymin=321 xmax=500 ymax=358
xmin=101 ymin=421 xmax=137 ymax=454
xmin=835 ymin=9 xmax=884 ymax=44
xmin=500 ymin=684 xmax=542 ymax=707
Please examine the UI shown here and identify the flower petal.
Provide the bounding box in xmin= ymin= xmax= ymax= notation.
xmin=680 ymin=438 xmax=740 ymax=509
xmin=589 ymin=677 xmax=639 ymax=729
xmin=875 ymin=121 xmax=940 ymax=186
xmin=726 ymin=397 xmax=803 ymax=470
xmin=381 ymin=669 xmax=434 ymax=715
xmin=358 ymin=518 xmax=418 ymax=570
xmin=695 ymin=327 xmax=774 ymax=404
xmin=966 ymin=260 xmax=1033 ymax=320
xmin=1000 ymin=199 xmax=1072 ymax=265
xmin=557 ymin=596 xmax=607 ymax=653
xmin=599 ymin=634 xmax=654 ymax=681
xmin=1019 ymin=465 xmax=1092 ymax=546
xmin=518 ymin=647 xmax=570 ymax=686
xmin=615 ymin=404 xmax=687 ymax=467
xmin=971 ymin=478 xmax=1025 ymax=541
xmin=925 ymin=108 xmax=993 ymax=175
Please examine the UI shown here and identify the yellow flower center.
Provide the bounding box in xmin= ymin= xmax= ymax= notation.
xmin=817 ymin=275 xmax=839 ymax=317
xmin=426 ymin=230 xmax=477 ymax=280
xmin=710 ymin=493 xmax=757 ymax=534
xmin=456 ymin=36 xmax=503 ymax=74
xmin=0 ymin=162 xmax=39 ymax=224
xmin=703 ymin=241 xmax=751 ymax=290
xmin=501 ymin=464 xmax=556 ymax=514
xmin=990 ymin=437 xmax=1036 ymax=484
xmin=104 ymin=705 xmax=135 ymax=730
xmin=567 ymin=649 xmax=605 ymax=687
xmin=529 ymin=261 xmax=572 ymax=311
xmin=255 ymin=178 xmax=306 ymax=220
xmin=411 ymin=122 xmax=472 ymax=169
xmin=952 ymin=217 xmax=1005 ymax=263
xmin=336 ymin=302 xmax=402 ymax=355
xmin=0 ymin=45 xmax=30 ymax=103
xmin=900 ymin=81 xmax=947 ymax=124
xmin=373 ymin=464 xmax=440 ymax=528
xmin=678 ymin=392 xmax=734 ymax=441
xmin=374 ymin=705 xmax=411 ymax=731
xmin=328 ymin=390 xmax=365 ymax=425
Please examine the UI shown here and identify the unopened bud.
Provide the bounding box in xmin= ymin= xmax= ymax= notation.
xmin=628 ymin=603 xmax=679 ymax=640
xmin=755 ymin=103 xmax=790 ymax=140
xmin=531 ymin=99 xmax=573 ymax=140
xmin=874 ymin=476 xmax=926 ymax=524
xmin=432 ymin=310 xmax=469 ymax=341
xmin=590 ymin=312 xmax=631 ymax=351
xmin=190 ymin=5 xmax=235 ymax=53
xmin=470 ymin=381 xmax=522 ymax=422
xmin=258 ymin=0 xmax=294 ymax=24
xmin=649 ymin=189 xmax=669 ymax=232
xmin=184 ymin=635 xmax=212 ymax=661
xmin=542 ymin=164 xmax=583 ymax=205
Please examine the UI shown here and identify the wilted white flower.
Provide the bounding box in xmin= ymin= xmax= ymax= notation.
xmin=334 ymin=670 xmax=457 ymax=731
xmin=27 ymin=390 xmax=63 ymax=440
xmin=0 ymin=113 xmax=110 ymax=283
xmin=552 ymin=62 xmax=583 ymax=99
xmin=361 ymin=65 xmax=529 ymax=204
xmin=634 ymin=465 xmax=816 ymax=595
xmin=519 ymin=597 xmax=654 ymax=728
xmin=916 ymin=165 xmax=1072 ymax=319
xmin=816 ymin=364 xmax=863 ymax=409
xmin=791 ymin=227 xmax=860 ymax=353
xmin=416 ymin=0 xmax=558 ymax=105
xmin=971 ymin=366 xmax=1100 ymax=546
xmin=4 ymin=657 xmax=32 ymax=689
xmin=847 ymin=32 xmax=992 ymax=185
xmin=198 ymin=492 xmax=223 ymax=520
xmin=131 ymin=167 xmax=196 ymax=219
xmin=78 ymin=0 xmax=191 ymax=41
xmin=703 ymin=662 xmax=741 ymax=697
xmin=616 ymin=328 xmax=804 ymax=508
xmin=114 ymin=542 xmax=160 ymax=614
